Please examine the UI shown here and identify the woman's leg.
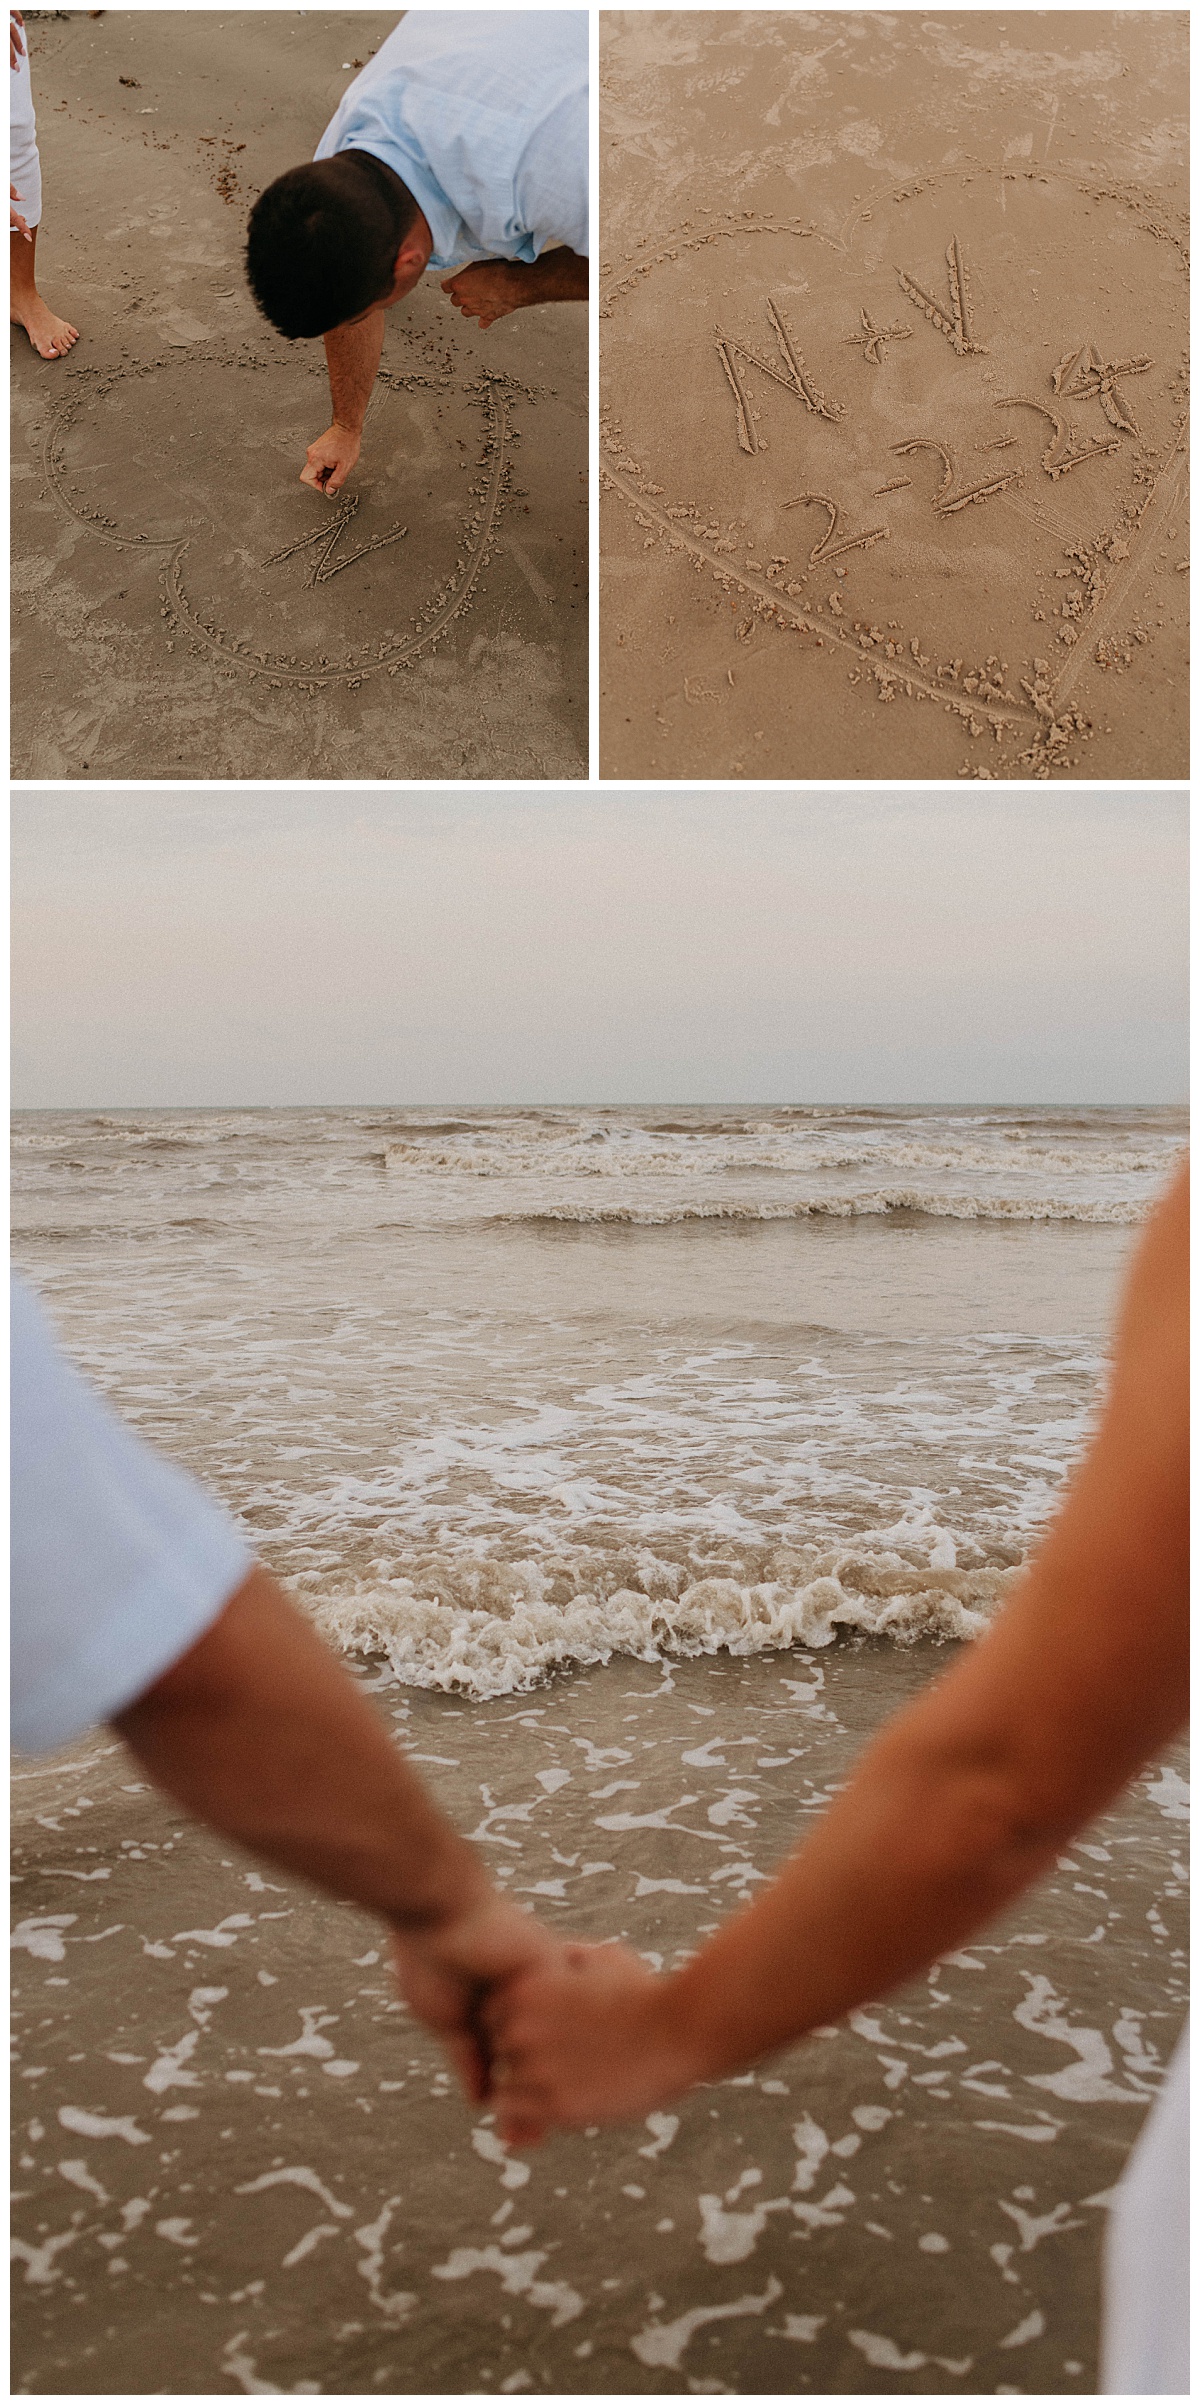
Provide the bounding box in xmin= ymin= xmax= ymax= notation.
xmin=10 ymin=21 xmax=78 ymax=357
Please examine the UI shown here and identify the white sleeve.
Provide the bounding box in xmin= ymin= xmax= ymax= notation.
xmin=10 ymin=1275 xmax=253 ymax=1754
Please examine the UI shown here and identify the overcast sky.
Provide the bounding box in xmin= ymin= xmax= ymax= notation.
xmin=11 ymin=790 xmax=1188 ymax=1107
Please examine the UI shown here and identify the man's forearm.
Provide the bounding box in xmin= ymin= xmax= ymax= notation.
xmin=324 ymin=311 xmax=386 ymax=435
xmin=441 ymin=249 xmax=588 ymax=328
xmin=520 ymin=246 xmax=588 ymax=305
xmin=112 ymin=1566 xmax=489 ymax=1932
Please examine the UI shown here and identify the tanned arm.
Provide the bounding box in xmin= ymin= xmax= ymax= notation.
xmin=441 ymin=247 xmax=588 ymax=330
xmin=114 ymin=1564 xmax=556 ymax=2091
xmin=487 ymin=1164 xmax=1189 ymax=2139
xmin=301 ymin=310 xmax=387 ymax=495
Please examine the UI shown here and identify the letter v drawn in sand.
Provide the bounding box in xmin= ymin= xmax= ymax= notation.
xmin=716 ymin=298 xmax=842 ymax=453
xmin=896 ymin=234 xmax=987 ymax=355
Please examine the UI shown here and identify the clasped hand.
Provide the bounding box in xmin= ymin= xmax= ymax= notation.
xmin=392 ymin=1912 xmax=693 ymax=2146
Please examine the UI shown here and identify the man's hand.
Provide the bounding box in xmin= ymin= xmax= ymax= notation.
xmin=441 ymin=260 xmax=531 ymax=330
xmin=391 ymin=1895 xmax=563 ymax=2113
xmin=300 ymin=421 xmax=360 ymax=496
xmin=483 ymin=1942 xmax=699 ymax=2144
xmin=11 ymin=11 xmax=25 ymax=69
xmin=10 ymin=181 xmax=30 ymax=239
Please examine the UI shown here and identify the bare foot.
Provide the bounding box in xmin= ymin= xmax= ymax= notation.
xmin=11 ymin=292 xmax=79 ymax=358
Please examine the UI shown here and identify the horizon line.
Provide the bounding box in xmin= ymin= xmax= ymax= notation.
xmin=12 ymin=1098 xmax=1188 ymax=1114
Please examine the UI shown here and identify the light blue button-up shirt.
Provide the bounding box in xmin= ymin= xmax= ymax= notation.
xmin=11 ymin=1275 xmax=251 ymax=1753
xmin=314 ymin=10 xmax=588 ymax=275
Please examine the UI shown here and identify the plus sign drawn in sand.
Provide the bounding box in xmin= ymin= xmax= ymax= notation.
xmin=41 ymin=349 xmax=530 ymax=692
xmin=601 ymin=167 xmax=1187 ymax=776
xmin=845 ymin=307 xmax=912 ymax=369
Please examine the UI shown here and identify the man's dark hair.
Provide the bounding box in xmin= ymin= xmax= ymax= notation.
xmin=245 ymin=150 xmax=419 ymax=340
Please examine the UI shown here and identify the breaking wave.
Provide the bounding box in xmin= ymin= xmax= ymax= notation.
xmin=491 ymin=1193 xmax=1141 ymax=1227
xmin=380 ymin=1134 xmax=1175 ymax=1186
xmin=309 ymin=1522 xmax=1019 ymax=1700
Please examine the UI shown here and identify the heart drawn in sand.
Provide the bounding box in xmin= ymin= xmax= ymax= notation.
xmin=601 ymin=168 xmax=1188 ymax=772
xmin=43 ymin=350 xmax=525 ymax=689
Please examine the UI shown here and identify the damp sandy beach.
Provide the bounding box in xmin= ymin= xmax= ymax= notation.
xmin=10 ymin=12 xmax=587 ymax=781
xmin=11 ymin=1106 xmax=1189 ymax=2395
xmin=599 ymin=11 xmax=1188 ymax=781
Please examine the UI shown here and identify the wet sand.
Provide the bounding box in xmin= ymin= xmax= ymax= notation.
xmin=599 ymin=11 xmax=1188 ymax=781
xmin=11 ymin=12 xmax=587 ymax=781
xmin=12 ymin=1643 xmax=1188 ymax=2396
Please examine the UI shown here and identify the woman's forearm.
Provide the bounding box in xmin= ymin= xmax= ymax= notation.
xmin=663 ymin=1458 xmax=1188 ymax=2080
xmin=487 ymin=1167 xmax=1188 ymax=2141
xmin=661 ymin=1688 xmax=1067 ymax=2080
xmin=659 ymin=1171 xmax=1190 ymax=2083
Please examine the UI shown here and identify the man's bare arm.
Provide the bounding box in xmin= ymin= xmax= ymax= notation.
xmin=114 ymin=1564 xmax=556 ymax=2091
xmin=442 ymin=248 xmax=588 ymax=330
xmin=113 ymin=1565 xmax=484 ymax=1927
xmin=301 ymin=311 xmax=387 ymax=494
xmin=488 ymin=1165 xmax=1189 ymax=2132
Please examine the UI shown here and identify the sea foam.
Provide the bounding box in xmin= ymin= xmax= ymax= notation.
xmin=310 ymin=1524 xmax=1016 ymax=1699
xmin=491 ymin=1192 xmax=1142 ymax=1226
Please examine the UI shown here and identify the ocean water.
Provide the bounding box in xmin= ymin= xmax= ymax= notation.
xmin=12 ymin=1104 xmax=1184 ymax=1695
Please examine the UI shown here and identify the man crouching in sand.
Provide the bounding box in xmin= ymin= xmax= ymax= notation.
xmin=244 ymin=10 xmax=587 ymax=497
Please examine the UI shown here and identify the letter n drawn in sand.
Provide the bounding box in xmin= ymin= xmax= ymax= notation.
xmin=262 ymin=492 xmax=409 ymax=589
xmin=890 ymin=438 xmax=1021 ymax=515
xmin=784 ymin=491 xmax=890 ymax=566
xmin=715 ymin=299 xmax=842 ymax=455
xmin=896 ymin=235 xmax=987 ymax=356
